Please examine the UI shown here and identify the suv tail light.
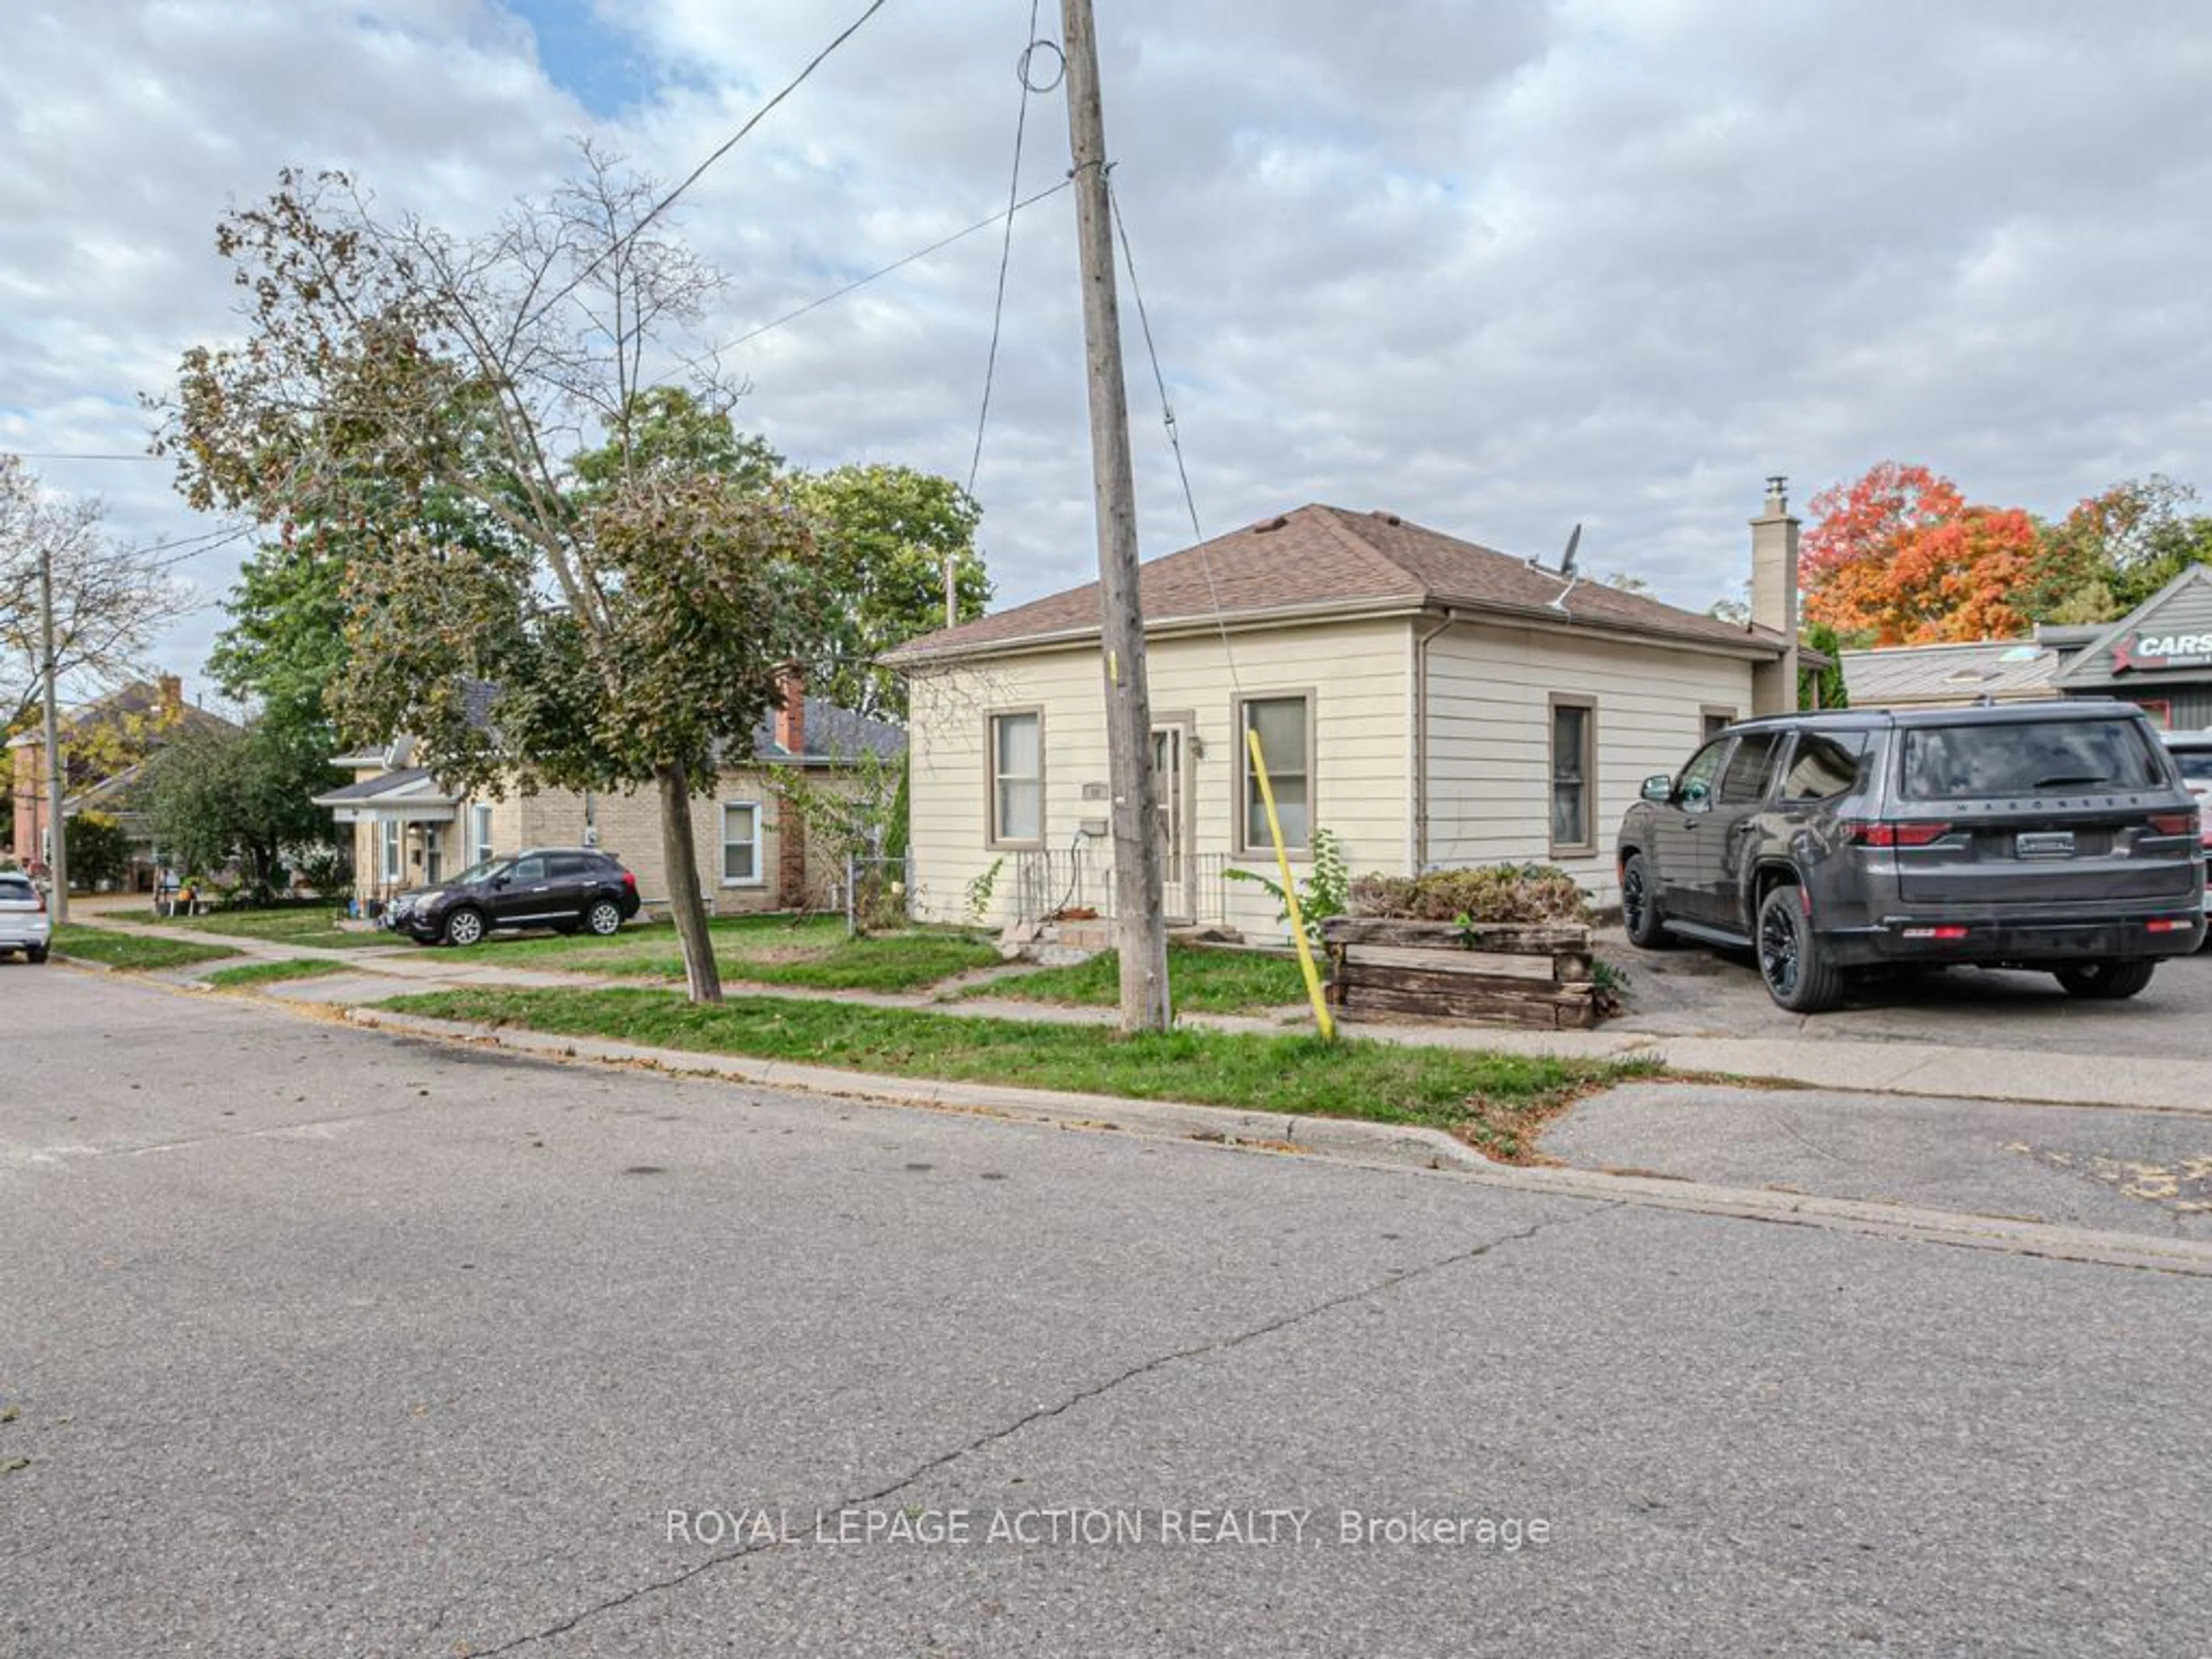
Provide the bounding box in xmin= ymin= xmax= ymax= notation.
xmin=2145 ymin=812 xmax=2196 ymax=836
xmin=1842 ymin=820 xmax=1952 ymax=848
xmin=622 ymin=870 xmax=637 ymax=892
xmin=34 ymin=889 xmax=47 ymax=913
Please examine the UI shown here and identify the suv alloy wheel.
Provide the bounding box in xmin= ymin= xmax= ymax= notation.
xmin=1756 ymin=884 xmax=1845 ymax=1013
xmin=585 ymin=897 xmax=624 ymax=937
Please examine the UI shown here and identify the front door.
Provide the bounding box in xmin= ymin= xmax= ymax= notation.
xmin=1152 ymin=724 xmax=1194 ymax=923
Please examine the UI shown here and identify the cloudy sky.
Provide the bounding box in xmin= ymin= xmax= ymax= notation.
xmin=6 ymin=0 xmax=2211 ymax=707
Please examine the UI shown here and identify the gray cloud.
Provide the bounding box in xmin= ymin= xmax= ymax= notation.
xmin=5 ymin=0 xmax=2210 ymax=706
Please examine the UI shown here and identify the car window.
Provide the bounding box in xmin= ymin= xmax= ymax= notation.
xmin=1899 ymin=718 xmax=2164 ymax=801
xmin=1780 ymin=730 xmax=1869 ymax=802
xmin=1675 ymin=739 xmax=1729 ymax=806
xmin=509 ymin=857 xmax=547 ymax=881
xmin=2170 ymin=751 xmax=2212 ymax=783
xmin=0 ymin=876 xmax=36 ymax=903
xmin=1717 ymin=732 xmax=1784 ymax=805
xmin=548 ymin=854 xmax=596 ymax=878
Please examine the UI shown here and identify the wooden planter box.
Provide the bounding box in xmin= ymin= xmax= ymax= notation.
xmin=1320 ymin=916 xmax=1599 ymax=1030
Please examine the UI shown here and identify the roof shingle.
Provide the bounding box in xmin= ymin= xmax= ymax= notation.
xmin=887 ymin=504 xmax=1788 ymax=662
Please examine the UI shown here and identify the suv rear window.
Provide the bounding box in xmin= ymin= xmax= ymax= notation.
xmin=0 ymin=876 xmax=35 ymax=903
xmin=1897 ymin=718 xmax=2164 ymax=801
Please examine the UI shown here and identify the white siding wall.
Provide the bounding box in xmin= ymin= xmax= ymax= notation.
xmin=1425 ymin=623 xmax=1757 ymax=906
xmin=907 ymin=618 xmax=1414 ymax=938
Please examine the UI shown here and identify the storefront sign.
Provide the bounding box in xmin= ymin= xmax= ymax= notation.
xmin=2113 ymin=631 xmax=2212 ymax=673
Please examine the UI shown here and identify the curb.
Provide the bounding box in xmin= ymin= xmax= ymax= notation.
xmin=344 ymin=1007 xmax=2212 ymax=1279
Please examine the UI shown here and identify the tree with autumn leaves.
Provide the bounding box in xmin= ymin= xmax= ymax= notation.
xmin=1803 ymin=463 xmax=2212 ymax=646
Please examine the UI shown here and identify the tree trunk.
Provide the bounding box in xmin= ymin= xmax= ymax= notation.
xmin=657 ymin=762 xmax=723 ymax=1004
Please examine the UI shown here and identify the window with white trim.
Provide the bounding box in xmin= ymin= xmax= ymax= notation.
xmin=470 ymin=803 xmax=495 ymax=866
xmin=988 ymin=711 xmax=1043 ymax=846
xmin=381 ymin=819 xmax=402 ymax=884
xmin=1550 ymin=696 xmax=1596 ymax=855
xmin=1239 ymin=694 xmax=1312 ymax=852
xmin=721 ymin=802 xmax=763 ymax=885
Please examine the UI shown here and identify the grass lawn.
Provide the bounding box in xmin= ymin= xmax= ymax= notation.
xmin=972 ymin=941 xmax=1312 ymax=1016
xmin=203 ymin=959 xmax=355 ymax=990
xmin=480 ymin=915 xmax=1002 ymax=994
xmin=135 ymin=906 xmax=395 ymax=950
xmin=51 ymin=925 xmax=242 ymax=972
xmin=376 ymin=986 xmax=1658 ymax=1161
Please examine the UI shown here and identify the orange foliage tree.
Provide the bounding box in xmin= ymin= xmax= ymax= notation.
xmin=1802 ymin=463 xmax=2043 ymax=645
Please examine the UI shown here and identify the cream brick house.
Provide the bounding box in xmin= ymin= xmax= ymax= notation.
xmin=316 ymin=678 xmax=902 ymax=915
xmin=884 ymin=484 xmax=1806 ymax=936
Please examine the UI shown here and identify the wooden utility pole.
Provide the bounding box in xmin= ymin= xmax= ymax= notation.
xmin=39 ymin=541 xmax=69 ymax=924
xmin=1060 ymin=0 xmax=1169 ymax=1032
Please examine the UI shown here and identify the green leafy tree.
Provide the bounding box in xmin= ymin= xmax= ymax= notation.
xmin=794 ymin=464 xmax=987 ymax=719
xmin=158 ymin=156 xmax=824 ymax=1001
xmin=64 ymin=810 xmax=132 ymax=890
xmin=1798 ymin=621 xmax=1849 ymax=711
xmin=143 ymin=721 xmax=344 ymax=898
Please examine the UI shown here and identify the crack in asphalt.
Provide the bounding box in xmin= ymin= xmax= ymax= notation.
xmin=457 ymin=1199 xmax=1623 ymax=1656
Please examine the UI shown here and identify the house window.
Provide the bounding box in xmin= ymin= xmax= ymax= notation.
xmin=1550 ymin=696 xmax=1596 ymax=855
xmin=470 ymin=804 xmax=495 ymax=866
xmin=1702 ymin=706 xmax=1737 ymax=743
xmin=381 ymin=819 xmax=402 ymax=885
xmin=722 ymin=802 xmax=763 ymax=885
xmin=1240 ymin=694 xmax=1313 ymax=852
xmin=988 ymin=711 xmax=1042 ymax=846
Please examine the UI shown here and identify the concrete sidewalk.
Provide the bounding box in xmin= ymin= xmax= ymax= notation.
xmin=58 ymin=908 xmax=2212 ymax=1116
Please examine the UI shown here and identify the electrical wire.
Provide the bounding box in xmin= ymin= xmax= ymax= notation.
xmin=966 ymin=5 xmax=1050 ymax=499
xmin=1105 ymin=176 xmax=1239 ymax=693
xmin=516 ymin=0 xmax=893 ymax=339
xmin=709 ymin=178 xmax=1071 ymax=356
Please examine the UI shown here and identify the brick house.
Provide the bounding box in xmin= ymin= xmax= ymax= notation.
xmin=315 ymin=676 xmax=902 ymax=914
xmin=7 ymin=675 xmax=238 ymax=886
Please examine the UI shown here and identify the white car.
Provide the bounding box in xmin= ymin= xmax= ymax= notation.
xmin=0 ymin=870 xmax=52 ymax=964
xmin=2158 ymin=729 xmax=2212 ymax=929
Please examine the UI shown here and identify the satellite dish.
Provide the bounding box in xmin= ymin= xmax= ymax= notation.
xmin=1559 ymin=522 xmax=1582 ymax=578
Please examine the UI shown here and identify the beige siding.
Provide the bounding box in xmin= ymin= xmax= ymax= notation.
xmin=349 ymin=768 xmax=859 ymax=919
xmin=907 ymin=618 xmax=1414 ymax=938
xmin=1425 ymin=623 xmax=1756 ymax=905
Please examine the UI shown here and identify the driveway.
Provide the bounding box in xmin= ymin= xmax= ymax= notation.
xmin=1603 ymin=926 xmax=2212 ymax=1060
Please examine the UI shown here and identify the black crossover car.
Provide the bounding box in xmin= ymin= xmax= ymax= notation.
xmin=1616 ymin=699 xmax=2206 ymax=1012
xmin=382 ymin=847 xmax=641 ymax=946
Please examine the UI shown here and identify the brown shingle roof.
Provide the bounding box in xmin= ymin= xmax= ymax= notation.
xmin=887 ymin=504 xmax=1788 ymax=662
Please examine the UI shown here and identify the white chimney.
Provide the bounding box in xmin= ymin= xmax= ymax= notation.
xmin=1749 ymin=475 xmax=1801 ymax=715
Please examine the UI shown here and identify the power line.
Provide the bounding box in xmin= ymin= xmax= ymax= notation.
xmin=3 ymin=451 xmax=157 ymax=463
xmin=517 ymin=0 xmax=894 ymax=339
xmin=967 ymin=3 xmax=1051 ymax=498
xmin=1108 ymin=179 xmax=1203 ymax=547
xmin=709 ymin=178 xmax=1071 ymax=356
xmin=1107 ymin=176 xmax=1237 ymax=692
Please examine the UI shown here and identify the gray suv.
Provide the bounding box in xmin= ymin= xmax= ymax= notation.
xmin=1616 ymin=700 xmax=2206 ymax=1011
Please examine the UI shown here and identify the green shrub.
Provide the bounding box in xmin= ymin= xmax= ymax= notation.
xmin=1349 ymin=863 xmax=1595 ymax=926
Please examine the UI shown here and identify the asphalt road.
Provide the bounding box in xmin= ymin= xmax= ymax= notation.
xmin=5 ymin=965 xmax=2209 ymax=1657
xmin=1605 ymin=927 xmax=2212 ymax=1059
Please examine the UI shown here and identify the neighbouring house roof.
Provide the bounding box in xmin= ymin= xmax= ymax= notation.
xmin=7 ymin=678 xmax=237 ymax=749
xmin=884 ymin=503 xmax=1795 ymax=665
xmin=312 ymin=766 xmax=461 ymax=824
xmin=745 ymin=698 xmax=906 ymax=766
xmin=324 ymin=692 xmax=904 ymax=808
xmin=1841 ymin=639 xmax=2061 ymax=707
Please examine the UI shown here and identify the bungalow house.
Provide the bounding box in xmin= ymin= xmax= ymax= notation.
xmin=316 ymin=676 xmax=903 ymax=915
xmin=1843 ymin=565 xmax=2212 ymax=729
xmin=6 ymin=675 xmax=238 ymax=888
xmin=885 ymin=482 xmax=1806 ymax=936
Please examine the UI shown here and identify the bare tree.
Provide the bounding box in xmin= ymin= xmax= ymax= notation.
xmin=0 ymin=454 xmax=181 ymax=738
